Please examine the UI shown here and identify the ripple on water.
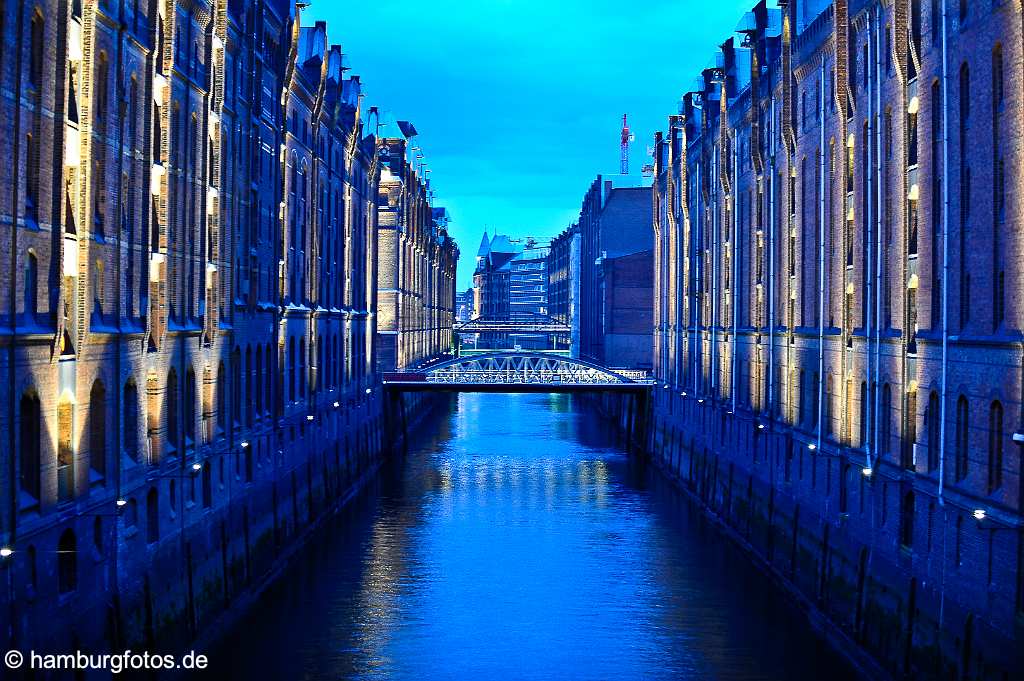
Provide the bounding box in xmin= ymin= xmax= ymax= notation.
xmin=212 ymin=392 xmax=858 ymax=681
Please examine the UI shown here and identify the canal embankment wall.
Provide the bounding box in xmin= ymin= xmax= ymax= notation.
xmin=592 ymin=391 xmax=1021 ymax=681
xmin=7 ymin=395 xmax=389 ymax=664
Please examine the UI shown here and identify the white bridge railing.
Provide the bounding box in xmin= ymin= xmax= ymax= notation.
xmin=420 ymin=354 xmax=650 ymax=386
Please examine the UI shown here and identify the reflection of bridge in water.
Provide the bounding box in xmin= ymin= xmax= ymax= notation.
xmin=382 ymin=352 xmax=653 ymax=393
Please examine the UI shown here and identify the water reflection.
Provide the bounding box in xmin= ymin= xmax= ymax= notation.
xmin=212 ymin=393 xmax=856 ymax=680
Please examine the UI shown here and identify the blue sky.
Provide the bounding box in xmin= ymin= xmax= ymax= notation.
xmin=305 ymin=0 xmax=752 ymax=289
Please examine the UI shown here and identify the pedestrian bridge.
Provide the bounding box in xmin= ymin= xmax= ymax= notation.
xmin=382 ymin=352 xmax=654 ymax=392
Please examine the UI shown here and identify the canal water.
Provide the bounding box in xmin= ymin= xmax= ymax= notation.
xmin=211 ymin=393 xmax=857 ymax=680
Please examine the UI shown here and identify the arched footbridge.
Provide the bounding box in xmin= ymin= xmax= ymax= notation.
xmin=382 ymin=352 xmax=654 ymax=393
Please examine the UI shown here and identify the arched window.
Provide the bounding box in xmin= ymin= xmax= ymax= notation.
xmin=299 ymin=338 xmax=306 ymax=399
xmin=859 ymin=381 xmax=868 ymax=448
xmin=128 ymin=76 xmax=139 ymax=151
xmin=93 ymin=516 xmax=103 ymax=555
xmin=288 ymin=338 xmax=296 ymax=402
xmin=89 ymin=379 xmax=106 ymax=477
xmin=900 ymin=490 xmax=915 ymax=549
xmin=123 ymin=380 xmax=139 ymax=461
xmin=57 ymin=396 xmax=75 ymax=502
xmin=146 ymin=488 xmax=159 ymax=544
xmin=29 ymin=12 xmax=44 ymax=88
xmin=25 ymin=251 xmax=38 ymax=321
xmin=880 ymin=384 xmax=892 ymax=455
xmin=216 ymin=362 xmax=226 ymax=435
xmin=265 ymin=345 xmax=273 ymax=415
xmin=255 ymin=346 xmax=263 ymax=417
xmin=955 ymin=395 xmax=969 ymax=482
xmin=19 ymin=392 xmax=41 ymax=499
xmin=184 ymin=367 xmax=196 ymax=447
xmin=57 ymin=529 xmax=77 ymax=593
xmin=927 ymin=391 xmax=940 ymax=472
xmin=988 ymin=401 xmax=1003 ymax=493
xmin=903 ymin=390 xmax=918 ymax=470
xmin=244 ymin=347 xmax=253 ymax=427
xmin=166 ymin=370 xmax=179 ymax=452
xmin=26 ymin=133 xmax=39 ymax=221
xmin=94 ymin=52 xmax=109 ymax=128
xmin=231 ymin=349 xmax=241 ymax=427
xmin=93 ymin=260 xmax=104 ymax=317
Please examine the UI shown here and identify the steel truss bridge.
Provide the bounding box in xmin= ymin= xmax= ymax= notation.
xmin=382 ymin=352 xmax=653 ymax=392
xmin=454 ymin=314 xmax=571 ymax=335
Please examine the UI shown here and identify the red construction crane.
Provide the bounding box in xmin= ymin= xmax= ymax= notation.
xmin=620 ymin=114 xmax=631 ymax=175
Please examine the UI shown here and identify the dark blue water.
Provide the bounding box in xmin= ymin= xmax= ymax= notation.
xmin=213 ymin=393 xmax=857 ymax=680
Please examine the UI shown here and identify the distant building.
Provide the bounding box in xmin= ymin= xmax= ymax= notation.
xmin=455 ymin=288 xmax=474 ymax=323
xmin=472 ymin=232 xmax=521 ymax=348
xmin=577 ymin=176 xmax=653 ymax=369
xmin=548 ymin=224 xmax=581 ymax=356
xmin=508 ymin=242 xmax=550 ymax=350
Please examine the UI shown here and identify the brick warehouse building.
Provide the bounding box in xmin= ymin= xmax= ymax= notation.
xmin=0 ymin=0 xmax=454 ymax=655
xmin=649 ymin=0 xmax=1023 ymax=677
xmin=547 ymin=223 xmax=580 ymax=356
xmin=577 ymin=176 xmax=653 ymax=369
xmin=376 ymin=139 xmax=458 ymax=372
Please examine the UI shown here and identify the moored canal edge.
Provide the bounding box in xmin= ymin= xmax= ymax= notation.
xmin=589 ymin=390 xmax=1021 ymax=681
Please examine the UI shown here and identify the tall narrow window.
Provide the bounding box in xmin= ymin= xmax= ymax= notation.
xmin=58 ymin=397 xmax=75 ymax=502
xmin=988 ymin=401 xmax=1003 ymax=493
xmin=146 ymin=488 xmax=159 ymax=544
xmin=95 ymin=52 xmax=109 ymax=127
xmin=29 ymin=13 xmax=43 ymax=87
xmin=185 ymin=368 xmax=196 ymax=447
xmin=881 ymin=384 xmax=892 ymax=455
xmin=231 ymin=349 xmax=241 ymax=427
xmin=166 ymin=370 xmax=179 ymax=452
xmin=931 ymin=80 xmax=942 ymax=324
xmin=124 ymin=380 xmax=139 ymax=461
xmin=265 ymin=345 xmax=273 ymax=416
xmin=900 ymin=490 xmax=915 ymax=549
xmin=860 ymin=381 xmax=868 ymax=448
xmin=244 ymin=347 xmax=253 ymax=427
xmin=26 ymin=132 xmax=38 ymax=222
xmin=255 ymin=346 xmax=263 ymax=417
xmin=57 ymin=530 xmax=77 ymax=593
xmin=288 ymin=338 xmax=296 ymax=402
xmin=959 ymin=64 xmax=970 ymax=330
xmin=927 ymin=391 xmax=940 ymax=471
xmin=89 ymin=380 xmax=106 ymax=477
xmin=992 ymin=45 xmax=1005 ymax=330
xmin=19 ymin=392 xmax=41 ymax=499
xmin=25 ymin=252 xmax=38 ymax=321
xmin=903 ymin=390 xmax=918 ymax=470
xmin=216 ymin=363 xmax=226 ymax=435
xmin=955 ymin=395 xmax=969 ymax=482
xmin=299 ymin=338 xmax=307 ymax=399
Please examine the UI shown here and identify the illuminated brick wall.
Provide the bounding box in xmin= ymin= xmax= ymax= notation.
xmin=0 ymin=0 xmax=389 ymax=653
xmin=651 ymin=0 xmax=1023 ymax=677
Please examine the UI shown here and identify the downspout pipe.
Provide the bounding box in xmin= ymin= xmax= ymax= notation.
xmin=711 ymin=145 xmax=719 ymax=399
xmin=874 ymin=6 xmax=884 ymax=473
xmin=732 ymin=137 xmax=739 ymax=414
xmin=768 ymin=98 xmax=776 ymax=420
xmin=864 ymin=13 xmax=875 ymax=473
xmin=938 ymin=0 xmax=950 ymax=503
xmin=816 ymin=60 xmax=826 ymax=450
xmin=693 ymin=151 xmax=702 ymax=398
